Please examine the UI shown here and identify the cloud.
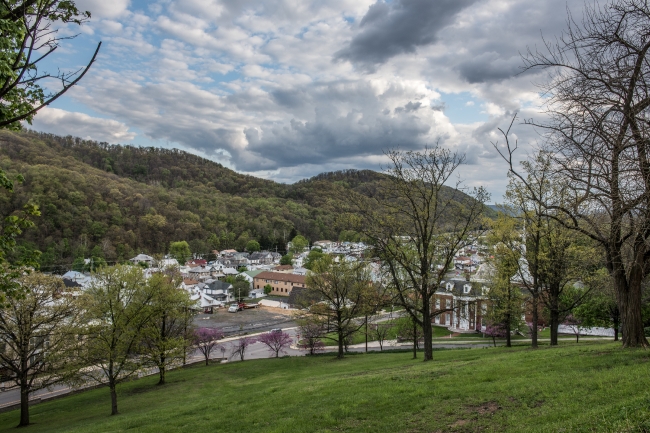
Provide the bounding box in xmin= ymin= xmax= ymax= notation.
xmin=75 ymin=0 xmax=131 ymax=19
xmin=30 ymin=107 xmax=136 ymax=142
xmin=335 ymin=0 xmax=477 ymax=71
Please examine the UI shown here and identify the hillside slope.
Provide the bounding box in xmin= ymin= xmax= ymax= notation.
xmin=0 ymin=130 xmax=492 ymax=272
xmin=0 ymin=342 xmax=645 ymax=432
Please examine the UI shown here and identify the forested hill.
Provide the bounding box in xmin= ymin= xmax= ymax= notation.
xmin=0 ymin=130 xmax=491 ymax=272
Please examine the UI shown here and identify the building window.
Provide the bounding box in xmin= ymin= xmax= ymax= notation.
xmin=446 ymin=299 xmax=451 ymax=308
xmin=464 ymin=285 xmax=471 ymax=294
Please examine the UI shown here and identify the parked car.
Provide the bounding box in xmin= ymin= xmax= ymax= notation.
xmin=228 ymin=304 xmax=239 ymax=313
xmin=270 ymin=328 xmax=282 ymax=334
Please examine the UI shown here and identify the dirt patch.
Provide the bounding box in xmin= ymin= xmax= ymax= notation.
xmin=193 ymin=307 xmax=297 ymax=335
xmin=450 ymin=419 xmax=470 ymax=427
xmin=465 ymin=401 xmax=501 ymax=416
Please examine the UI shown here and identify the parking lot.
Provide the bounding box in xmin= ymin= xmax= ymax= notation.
xmin=192 ymin=306 xmax=297 ymax=335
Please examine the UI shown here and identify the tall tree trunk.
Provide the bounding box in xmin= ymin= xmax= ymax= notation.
xmin=613 ymin=311 xmax=620 ymax=341
xmin=365 ymin=315 xmax=368 ymax=353
xmin=619 ymin=280 xmax=649 ymax=348
xmin=110 ymin=381 xmax=118 ymax=415
xmin=422 ymin=297 xmax=433 ymax=361
xmin=412 ymin=320 xmax=417 ymax=359
xmin=549 ymin=289 xmax=560 ymax=346
xmin=609 ymin=248 xmax=649 ymax=348
xmin=549 ymin=312 xmax=559 ymax=346
xmin=505 ymin=315 xmax=512 ymax=348
xmin=337 ymin=326 xmax=344 ymax=359
xmin=19 ymin=376 xmax=29 ymax=427
xmin=158 ymin=364 xmax=166 ymax=385
xmin=531 ymin=293 xmax=539 ymax=349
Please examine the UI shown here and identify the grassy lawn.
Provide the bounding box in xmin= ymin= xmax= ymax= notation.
xmin=1 ymin=341 xmax=648 ymax=432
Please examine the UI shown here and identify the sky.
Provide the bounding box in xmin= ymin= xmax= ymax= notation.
xmin=28 ymin=0 xmax=588 ymax=201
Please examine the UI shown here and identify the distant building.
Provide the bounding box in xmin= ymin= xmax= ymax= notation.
xmin=253 ymin=271 xmax=307 ymax=296
xmin=130 ymin=254 xmax=155 ymax=266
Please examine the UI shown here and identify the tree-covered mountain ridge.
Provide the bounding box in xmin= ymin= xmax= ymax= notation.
xmin=0 ymin=130 xmax=491 ymax=272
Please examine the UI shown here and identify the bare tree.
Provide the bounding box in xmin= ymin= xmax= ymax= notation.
xmin=296 ymin=319 xmax=325 ymax=355
xmin=351 ymin=146 xmax=488 ymax=361
xmin=230 ymin=336 xmax=257 ymax=361
xmin=0 ymin=1 xmax=101 ymax=129
xmin=302 ymin=256 xmax=376 ymax=359
xmin=496 ymin=0 xmax=650 ymax=347
xmin=370 ymin=320 xmax=392 ymax=351
xmin=0 ymin=273 xmax=83 ymax=426
xmin=193 ymin=328 xmax=224 ymax=366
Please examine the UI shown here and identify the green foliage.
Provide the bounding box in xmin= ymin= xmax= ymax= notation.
xmin=338 ymin=230 xmax=361 ymax=242
xmin=0 ymin=1 xmax=91 ymax=129
xmin=245 ymin=240 xmax=260 ymax=252
xmin=0 ymin=165 xmax=39 ymax=305
xmin=486 ymin=216 xmax=524 ymax=343
xmin=141 ymin=270 xmax=195 ymax=385
xmin=263 ymin=284 xmax=273 ymax=295
xmin=226 ymin=275 xmax=250 ymax=299
xmin=81 ymin=265 xmax=158 ymax=415
xmin=303 ymin=248 xmax=324 ymax=270
xmin=289 ymin=235 xmax=308 ymax=255
xmin=280 ymin=254 xmax=293 ymax=265
xmin=168 ymin=241 xmax=191 ymax=264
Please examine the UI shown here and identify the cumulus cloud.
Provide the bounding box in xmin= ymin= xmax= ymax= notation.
xmin=75 ymin=0 xmax=131 ymax=19
xmin=335 ymin=0 xmax=477 ymax=71
xmin=30 ymin=107 xmax=136 ymax=142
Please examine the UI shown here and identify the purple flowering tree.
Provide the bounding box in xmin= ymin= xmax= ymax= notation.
xmin=258 ymin=332 xmax=293 ymax=358
xmin=193 ymin=328 xmax=224 ymax=365
xmin=484 ymin=323 xmax=508 ymax=347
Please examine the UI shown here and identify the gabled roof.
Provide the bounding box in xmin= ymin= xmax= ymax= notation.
xmin=438 ymin=280 xmax=488 ymax=297
xmin=130 ymin=254 xmax=154 ymax=262
xmin=244 ymin=270 xmax=264 ymax=278
xmin=206 ymin=280 xmax=233 ymax=292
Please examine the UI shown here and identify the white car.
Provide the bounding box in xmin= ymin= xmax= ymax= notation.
xmin=228 ymin=305 xmax=239 ymax=313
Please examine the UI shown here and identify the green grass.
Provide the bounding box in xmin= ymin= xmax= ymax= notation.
xmin=1 ymin=341 xmax=648 ymax=432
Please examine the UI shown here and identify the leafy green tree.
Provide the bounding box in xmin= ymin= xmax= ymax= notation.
xmin=168 ymin=241 xmax=191 ymax=265
xmin=302 ymin=256 xmax=375 ymax=359
xmin=246 ymin=240 xmax=260 ymax=252
xmin=289 ymin=235 xmax=308 ymax=255
xmin=280 ymin=254 xmax=293 ymax=265
xmin=486 ymin=221 xmax=524 ymax=348
xmin=264 ymin=284 xmax=273 ymax=295
xmin=141 ymin=270 xmax=195 ymax=385
xmin=0 ymin=168 xmax=39 ymax=306
xmin=303 ymin=248 xmax=324 ymax=270
xmin=226 ymin=275 xmax=250 ymax=300
xmin=0 ymin=273 xmax=84 ymax=426
xmin=0 ymin=1 xmax=100 ymax=129
xmin=81 ymin=265 xmax=157 ymax=415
